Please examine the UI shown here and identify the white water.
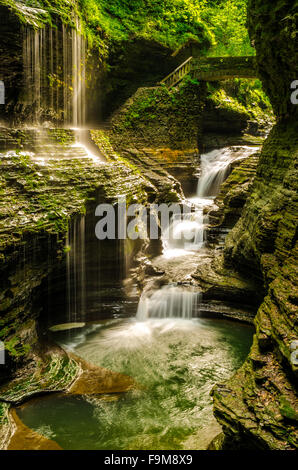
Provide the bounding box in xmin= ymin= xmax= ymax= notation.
xmin=66 ymin=215 xmax=86 ymax=322
xmin=197 ymin=146 xmax=258 ymax=197
xmin=23 ymin=22 xmax=86 ymax=126
xmin=150 ymin=146 xmax=259 ymax=320
xmin=162 ymin=146 xmax=258 ymax=256
xmin=136 ymin=285 xmax=201 ymax=321
xmin=21 ymin=23 xmax=106 ymax=162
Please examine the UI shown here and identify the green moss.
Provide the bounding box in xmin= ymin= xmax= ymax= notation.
xmin=0 ymin=354 xmax=79 ymax=404
xmin=1 ymin=0 xmax=254 ymax=59
xmin=0 ymin=402 xmax=10 ymax=426
xmin=207 ymin=78 xmax=274 ymax=124
xmin=110 ymin=78 xmax=206 ymax=151
xmin=5 ymin=337 xmax=31 ymax=358
xmin=247 ymin=0 xmax=298 ymax=119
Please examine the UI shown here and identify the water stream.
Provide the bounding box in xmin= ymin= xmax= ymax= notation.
xmin=23 ymin=21 xmax=86 ymax=126
xmin=18 ymin=318 xmax=253 ymax=450
xmin=162 ymin=146 xmax=258 ymax=256
xmin=136 ymin=286 xmax=201 ymax=321
xmin=16 ymin=145 xmax=256 ymax=449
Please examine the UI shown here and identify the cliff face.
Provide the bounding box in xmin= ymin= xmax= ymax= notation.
xmin=0 ymin=6 xmax=23 ymax=121
xmin=0 ymin=129 xmax=153 ymax=380
xmin=212 ymin=0 xmax=298 ymax=450
xmin=247 ymin=0 xmax=298 ymax=120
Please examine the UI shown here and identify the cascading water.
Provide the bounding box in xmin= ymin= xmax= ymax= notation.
xmin=162 ymin=211 xmax=205 ymax=253
xmin=198 ymin=148 xmax=234 ymax=197
xmin=162 ymin=146 xmax=258 ymax=256
xmin=66 ymin=215 xmax=86 ymax=322
xmin=197 ymin=146 xmax=259 ymax=197
xmin=23 ymin=22 xmax=86 ymax=126
xmin=136 ymin=286 xmax=201 ymax=321
xmin=22 ymin=20 xmax=105 ymax=158
xmin=149 ymin=146 xmax=259 ymax=319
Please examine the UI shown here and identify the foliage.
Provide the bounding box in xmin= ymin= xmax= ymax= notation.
xmin=2 ymin=0 xmax=254 ymax=56
xmin=80 ymin=0 xmax=254 ymax=54
xmin=201 ymin=0 xmax=255 ymax=56
xmin=207 ymin=78 xmax=274 ymax=123
xmin=79 ymin=0 xmax=215 ymax=50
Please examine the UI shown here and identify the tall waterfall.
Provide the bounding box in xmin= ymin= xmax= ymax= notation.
xmin=66 ymin=215 xmax=86 ymax=321
xmin=136 ymin=286 xmax=201 ymax=321
xmin=23 ymin=21 xmax=86 ymax=126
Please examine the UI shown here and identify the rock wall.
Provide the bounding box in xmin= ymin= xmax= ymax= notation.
xmin=212 ymin=0 xmax=298 ymax=450
xmin=107 ymin=82 xmax=206 ymax=194
xmin=0 ymin=127 xmax=163 ymax=380
xmin=247 ymin=0 xmax=298 ymax=120
xmin=208 ymin=151 xmax=260 ymax=229
xmin=0 ymin=6 xmax=23 ymax=122
xmin=0 ymin=2 xmax=189 ymax=126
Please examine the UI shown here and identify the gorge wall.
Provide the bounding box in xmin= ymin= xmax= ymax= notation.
xmin=0 ymin=0 xmax=296 ymax=451
xmin=0 ymin=1 xmax=185 ymax=388
xmin=212 ymin=0 xmax=298 ymax=450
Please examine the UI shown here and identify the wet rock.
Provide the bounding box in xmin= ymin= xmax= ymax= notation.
xmin=208 ymin=150 xmax=260 ymax=229
xmin=68 ymin=354 xmax=135 ymax=395
xmin=192 ymin=253 xmax=262 ymax=307
xmin=91 ymin=129 xmax=183 ymax=204
xmin=211 ymin=0 xmax=298 ymax=448
xmin=0 ymin=127 xmax=159 ymax=382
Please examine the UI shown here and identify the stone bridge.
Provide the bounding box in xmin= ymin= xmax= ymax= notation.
xmin=160 ymin=56 xmax=257 ymax=88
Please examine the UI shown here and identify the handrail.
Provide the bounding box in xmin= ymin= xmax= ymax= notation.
xmin=160 ymin=57 xmax=193 ymax=88
xmin=159 ymin=55 xmax=256 ymax=88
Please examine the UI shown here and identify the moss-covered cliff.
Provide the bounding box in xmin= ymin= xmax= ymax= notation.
xmin=212 ymin=0 xmax=298 ymax=450
xmin=247 ymin=0 xmax=298 ymax=120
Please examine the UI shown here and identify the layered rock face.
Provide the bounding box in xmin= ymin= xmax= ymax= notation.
xmin=108 ymin=83 xmax=206 ymax=194
xmin=212 ymin=0 xmax=298 ymax=450
xmin=0 ymin=130 xmax=154 ymax=378
xmin=247 ymin=0 xmax=298 ymax=120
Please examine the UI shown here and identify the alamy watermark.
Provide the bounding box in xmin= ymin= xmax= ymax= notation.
xmin=290 ymin=340 xmax=298 ymax=366
xmin=0 ymin=341 xmax=5 ymax=365
xmin=95 ymin=197 xmax=196 ymax=241
xmin=290 ymin=80 xmax=298 ymax=104
xmin=0 ymin=81 xmax=4 ymax=105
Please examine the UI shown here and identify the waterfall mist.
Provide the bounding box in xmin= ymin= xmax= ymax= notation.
xmin=137 ymin=285 xmax=201 ymax=321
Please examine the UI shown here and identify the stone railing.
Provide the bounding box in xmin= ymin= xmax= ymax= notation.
xmin=160 ymin=57 xmax=193 ymax=88
xmin=159 ymin=55 xmax=257 ymax=88
xmin=192 ymin=56 xmax=257 ymax=81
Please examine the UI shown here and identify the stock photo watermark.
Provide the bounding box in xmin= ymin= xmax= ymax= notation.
xmin=0 ymin=341 xmax=5 ymax=365
xmin=290 ymin=80 xmax=298 ymax=105
xmin=290 ymin=340 xmax=298 ymax=366
xmin=0 ymin=81 xmax=5 ymax=105
xmin=95 ymin=198 xmax=196 ymax=241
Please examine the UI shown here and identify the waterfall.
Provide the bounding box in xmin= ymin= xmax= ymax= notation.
xmin=197 ymin=148 xmax=234 ymax=197
xmin=23 ymin=21 xmax=86 ymax=126
xmin=162 ymin=209 xmax=206 ymax=253
xmin=66 ymin=215 xmax=86 ymax=322
xmin=21 ymin=22 xmax=104 ymax=161
xmin=197 ymin=147 xmax=258 ymax=197
xmin=136 ymin=286 xmax=201 ymax=321
xmin=71 ymin=18 xmax=86 ymax=127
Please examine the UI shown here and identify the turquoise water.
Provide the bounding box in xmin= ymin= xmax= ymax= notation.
xmin=17 ymin=317 xmax=253 ymax=450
